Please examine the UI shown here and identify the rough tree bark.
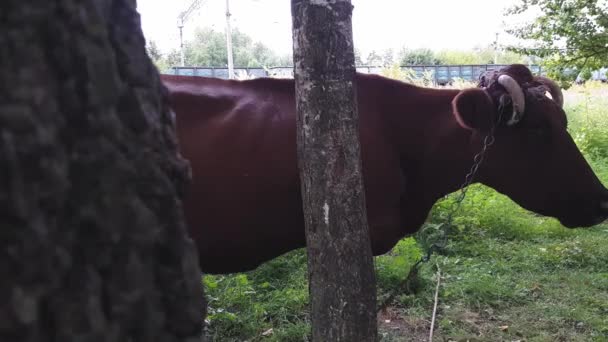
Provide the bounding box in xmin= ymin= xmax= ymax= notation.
xmin=0 ymin=1 xmax=205 ymax=341
xmin=291 ymin=0 xmax=378 ymax=341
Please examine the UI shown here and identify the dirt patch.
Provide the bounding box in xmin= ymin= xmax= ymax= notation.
xmin=378 ymin=306 xmax=518 ymax=341
xmin=378 ymin=307 xmax=431 ymax=341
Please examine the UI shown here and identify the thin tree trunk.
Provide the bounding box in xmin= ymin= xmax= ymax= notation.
xmin=291 ymin=1 xmax=378 ymax=341
xmin=0 ymin=1 xmax=205 ymax=341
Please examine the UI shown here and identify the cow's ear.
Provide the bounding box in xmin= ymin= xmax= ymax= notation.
xmin=452 ymin=88 xmax=495 ymax=132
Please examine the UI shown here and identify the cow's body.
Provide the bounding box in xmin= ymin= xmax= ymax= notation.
xmin=162 ymin=65 xmax=608 ymax=274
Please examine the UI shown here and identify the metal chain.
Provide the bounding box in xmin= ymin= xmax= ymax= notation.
xmin=422 ymin=118 xmax=499 ymax=261
xmin=377 ymin=110 xmax=504 ymax=312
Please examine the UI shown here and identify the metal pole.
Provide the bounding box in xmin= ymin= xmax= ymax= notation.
xmin=177 ymin=0 xmax=205 ymax=68
xmin=179 ymin=22 xmax=185 ymax=67
xmin=225 ymin=0 xmax=234 ymax=79
xmin=494 ymin=32 xmax=499 ymax=64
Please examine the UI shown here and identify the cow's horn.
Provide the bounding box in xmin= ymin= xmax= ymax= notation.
xmin=498 ymin=74 xmax=526 ymax=126
xmin=535 ymin=76 xmax=564 ymax=108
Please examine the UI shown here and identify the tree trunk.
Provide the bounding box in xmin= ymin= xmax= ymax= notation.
xmin=291 ymin=1 xmax=378 ymax=341
xmin=0 ymin=1 xmax=205 ymax=341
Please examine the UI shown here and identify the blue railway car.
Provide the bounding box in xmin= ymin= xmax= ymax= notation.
xmin=167 ymin=64 xmax=546 ymax=85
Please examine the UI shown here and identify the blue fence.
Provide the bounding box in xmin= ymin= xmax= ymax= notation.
xmin=166 ymin=64 xmax=545 ymax=85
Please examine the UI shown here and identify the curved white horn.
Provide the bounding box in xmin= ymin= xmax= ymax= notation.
xmin=498 ymin=74 xmax=526 ymax=126
xmin=535 ymin=76 xmax=564 ymax=108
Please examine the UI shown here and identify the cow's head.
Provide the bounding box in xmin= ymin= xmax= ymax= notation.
xmin=451 ymin=64 xmax=608 ymax=227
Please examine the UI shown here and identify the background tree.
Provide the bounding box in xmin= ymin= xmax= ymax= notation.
xmin=164 ymin=49 xmax=183 ymax=71
xmin=147 ymin=39 xmax=171 ymax=72
xmin=291 ymin=0 xmax=378 ymax=340
xmin=396 ymin=46 xmax=526 ymax=66
xmin=435 ymin=48 xmax=493 ymax=64
xmin=398 ymin=47 xmax=440 ymax=65
xmin=366 ymin=50 xmax=383 ymax=65
xmin=355 ymin=47 xmax=364 ymax=66
xmin=382 ymin=48 xmax=395 ymax=66
xmin=187 ymin=27 xmax=231 ymax=67
xmin=146 ymin=40 xmax=163 ymax=62
xmin=0 ymin=0 xmax=205 ymax=340
xmin=505 ymin=0 xmax=608 ymax=86
xmin=432 ymin=47 xmax=526 ymax=65
xmin=163 ymin=27 xmax=292 ymax=70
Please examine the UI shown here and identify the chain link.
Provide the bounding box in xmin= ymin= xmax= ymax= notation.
xmin=422 ymin=113 xmax=501 ymax=262
xmin=378 ymin=110 xmax=504 ymax=312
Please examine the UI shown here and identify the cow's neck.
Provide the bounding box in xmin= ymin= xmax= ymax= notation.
xmin=385 ymin=84 xmax=483 ymax=205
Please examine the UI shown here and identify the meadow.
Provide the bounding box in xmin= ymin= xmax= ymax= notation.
xmin=202 ymin=77 xmax=608 ymax=342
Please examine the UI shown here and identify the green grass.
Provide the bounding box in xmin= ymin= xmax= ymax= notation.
xmin=203 ymin=250 xmax=309 ymax=341
xmin=203 ymin=82 xmax=608 ymax=341
xmin=404 ymin=225 xmax=608 ymax=341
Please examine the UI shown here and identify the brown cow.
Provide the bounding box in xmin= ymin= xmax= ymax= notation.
xmin=162 ymin=64 xmax=608 ymax=274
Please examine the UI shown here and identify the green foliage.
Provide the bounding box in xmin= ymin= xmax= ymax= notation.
xmin=365 ymin=50 xmax=384 ymax=66
xmin=398 ymin=48 xmax=440 ymax=65
xmin=435 ymin=49 xmax=491 ymax=65
xmin=505 ymin=0 xmax=608 ymax=88
xmin=363 ymin=47 xmax=515 ymax=67
xmin=184 ymin=27 xmax=290 ymax=68
xmin=380 ymin=64 xmax=435 ymax=87
xmin=155 ymin=27 xmax=292 ymax=70
xmin=435 ymin=47 xmax=526 ymax=65
xmin=395 ymin=46 xmax=526 ymax=66
xmin=375 ymin=238 xmax=423 ymax=290
xmin=354 ymin=48 xmax=364 ymax=66
xmin=153 ymin=34 xmax=531 ymax=73
xmin=565 ymin=81 xmax=608 ymax=159
xmin=203 ymin=249 xmax=310 ymax=341
xmin=146 ymin=40 xmax=171 ymax=72
xmin=146 ymin=40 xmax=162 ymax=62
xmin=381 ymin=48 xmax=395 ymax=67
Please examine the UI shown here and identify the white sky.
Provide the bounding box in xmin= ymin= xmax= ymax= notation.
xmin=136 ymin=0 xmax=525 ymax=57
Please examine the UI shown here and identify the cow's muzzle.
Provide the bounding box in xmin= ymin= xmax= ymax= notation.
xmin=563 ymin=195 xmax=608 ymax=227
